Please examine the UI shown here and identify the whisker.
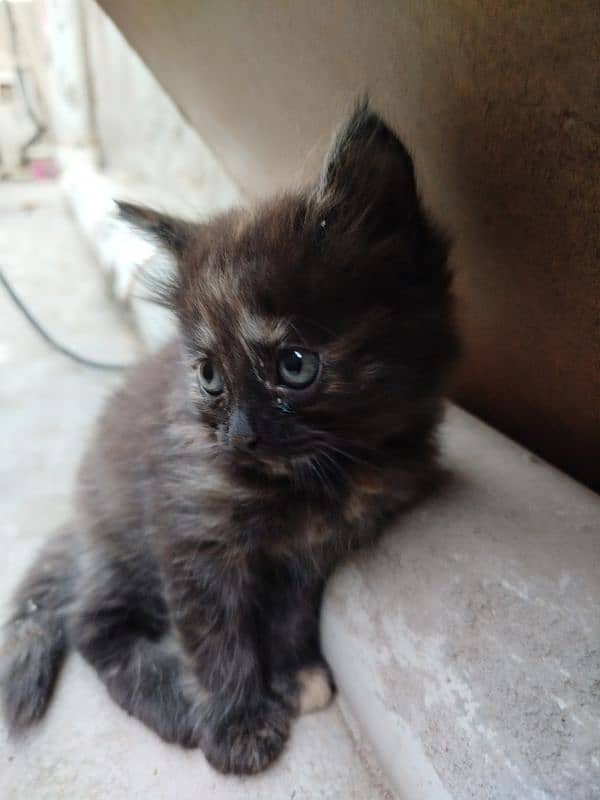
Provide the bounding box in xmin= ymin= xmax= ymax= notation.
xmin=319 ymin=441 xmax=382 ymax=471
xmin=306 ymin=454 xmax=336 ymax=501
xmin=317 ymin=448 xmax=352 ymax=486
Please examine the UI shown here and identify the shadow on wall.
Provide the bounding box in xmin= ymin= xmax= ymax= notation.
xmin=444 ymin=88 xmax=599 ymax=493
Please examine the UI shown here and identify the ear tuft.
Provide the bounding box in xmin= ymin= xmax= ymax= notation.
xmin=318 ymin=100 xmax=417 ymax=238
xmin=116 ymin=201 xmax=192 ymax=255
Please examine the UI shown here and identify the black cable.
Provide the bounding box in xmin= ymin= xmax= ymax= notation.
xmin=0 ymin=266 xmax=131 ymax=371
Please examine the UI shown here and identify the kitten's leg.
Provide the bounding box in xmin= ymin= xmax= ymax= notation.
xmin=264 ymin=563 xmax=335 ymax=716
xmin=162 ymin=542 xmax=290 ymax=775
xmin=70 ymin=557 xmax=202 ymax=747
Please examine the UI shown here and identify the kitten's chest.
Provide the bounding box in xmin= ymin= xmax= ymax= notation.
xmin=163 ymin=455 xmax=296 ymax=537
xmin=162 ymin=445 xmax=412 ymax=554
xmin=339 ymin=467 xmax=419 ymax=539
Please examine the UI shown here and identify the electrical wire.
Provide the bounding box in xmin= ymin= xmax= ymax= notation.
xmin=1 ymin=8 xmax=129 ymax=370
xmin=0 ymin=265 xmax=131 ymax=371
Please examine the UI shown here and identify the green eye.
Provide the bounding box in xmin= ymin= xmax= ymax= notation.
xmin=197 ymin=359 xmax=225 ymax=395
xmin=277 ymin=348 xmax=320 ymax=389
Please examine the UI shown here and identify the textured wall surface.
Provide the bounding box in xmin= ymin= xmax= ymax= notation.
xmin=99 ymin=0 xmax=599 ymax=490
xmin=324 ymin=406 xmax=600 ymax=800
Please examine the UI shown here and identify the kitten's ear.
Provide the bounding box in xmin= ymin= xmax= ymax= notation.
xmin=116 ymin=201 xmax=193 ymax=256
xmin=318 ymin=102 xmax=417 ymax=238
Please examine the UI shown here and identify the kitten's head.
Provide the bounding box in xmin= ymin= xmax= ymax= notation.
xmin=119 ymin=103 xmax=458 ymax=489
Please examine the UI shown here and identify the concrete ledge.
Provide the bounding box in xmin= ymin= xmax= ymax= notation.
xmin=322 ymin=405 xmax=600 ymax=800
xmin=59 ymin=149 xmax=180 ymax=351
xmin=59 ymin=148 xmax=240 ymax=351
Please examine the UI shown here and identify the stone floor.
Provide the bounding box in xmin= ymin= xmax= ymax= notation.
xmin=0 ymin=181 xmax=141 ymax=601
xmin=0 ymin=181 xmax=391 ymax=799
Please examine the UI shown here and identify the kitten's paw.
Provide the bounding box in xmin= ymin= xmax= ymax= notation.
xmin=297 ymin=664 xmax=334 ymax=714
xmin=202 ymin=697 xmax=290 ymax=775
xmin=271 ymin=660 xmax=335 ymax=716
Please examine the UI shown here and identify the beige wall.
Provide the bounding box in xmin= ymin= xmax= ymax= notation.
xmin=99 ymin=0 xmax=600 ymax=491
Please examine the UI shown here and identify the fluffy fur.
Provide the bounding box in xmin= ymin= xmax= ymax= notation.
xmin=1 ymin=104 xmax=457 ymax=774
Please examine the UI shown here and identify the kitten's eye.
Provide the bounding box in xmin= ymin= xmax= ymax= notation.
xmin=197 ymin=359 xmax=225 ymax=395
xmin=277 ymin=348 xmax=320 ymax=389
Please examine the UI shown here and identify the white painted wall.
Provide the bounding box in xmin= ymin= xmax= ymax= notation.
xmin=50 ymin=1 xmax=242 ymax=350
xmin=46 ymin=0 xmax=94 ymax=150
xmin=84 ymin=0 xmax=241 ymax=218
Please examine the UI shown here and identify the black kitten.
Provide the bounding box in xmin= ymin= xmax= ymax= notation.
xmin=1 ymin=104 xmax=457 ymax=774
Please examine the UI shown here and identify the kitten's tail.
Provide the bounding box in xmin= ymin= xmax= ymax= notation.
xmin=1 ymin=526 xmax=76 ymax=731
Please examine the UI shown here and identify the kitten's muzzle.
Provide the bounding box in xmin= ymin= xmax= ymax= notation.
xmin=227 ymin=407 xmax=259 ymax=452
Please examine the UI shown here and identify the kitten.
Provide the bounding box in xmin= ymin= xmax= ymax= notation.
xmin=1 ymin=104 xmax=457 ymax=774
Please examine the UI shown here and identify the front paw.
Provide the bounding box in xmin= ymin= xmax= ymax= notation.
xmin=272 ymin=661 xmax=335 ymax=715
xmin=202 ymin=696 xmax=290 ymax=775
xmin=297 ymin=664 xmax=334 ymax=713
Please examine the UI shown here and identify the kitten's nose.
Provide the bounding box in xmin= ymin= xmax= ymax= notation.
xmin=228 ymin=407 xmax=259 ymax=451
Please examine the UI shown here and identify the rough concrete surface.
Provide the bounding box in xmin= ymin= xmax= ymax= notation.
xmin=0 ymin=182 xmax=391 ymax=800
xmin=323 ymin=407 xmax=600 ymax=800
